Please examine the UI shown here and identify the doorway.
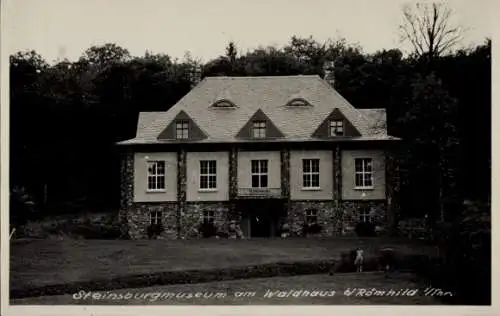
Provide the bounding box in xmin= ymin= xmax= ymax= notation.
xmin=239 ymin=200 xmax=285 ymax=238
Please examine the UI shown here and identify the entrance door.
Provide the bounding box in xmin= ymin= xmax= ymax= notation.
xmin=250 ymin=209 xmax=272 ymax=237
xmin=240 ymin=200 xmax=284 ymax=238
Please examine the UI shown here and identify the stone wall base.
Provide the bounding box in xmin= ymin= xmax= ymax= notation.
xmin=122 ymin=199 xmax=387 ymax=239
xmin=121 ymin=202 xmax=178 ymax=240
xmin=340 ymin=200 xmax=387 ymax=236
xmin=286 ymin=200 xmax=387 ymax=237
xmin=182 ymin=202 xmax=230 ymax=238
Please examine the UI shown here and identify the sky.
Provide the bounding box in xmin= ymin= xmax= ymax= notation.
xmin=3 ymin=0 xmax=493 ymax=64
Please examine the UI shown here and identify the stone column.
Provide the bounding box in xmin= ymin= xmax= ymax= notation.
xmin=119 ymin=150 xmax=134 ymax=239
xmin=177 ymin=149 xmax=187 ymax=239
xmin=280 ymin=148 xmax=291 ymax=217
xmin=228 ymin=148 xmax=239 ymax=220
xmin=332 ymin=144 xmax=342 ymax=235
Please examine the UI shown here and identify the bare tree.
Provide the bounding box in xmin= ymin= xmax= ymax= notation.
xmin=399 ymin=3 xmax=464 ymax=59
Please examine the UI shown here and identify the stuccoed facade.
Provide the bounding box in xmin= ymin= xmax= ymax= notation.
xmin=117 ymin=75 xmax=401 ymax=239
xmin=118 ymin=145 xmax=399 ymax=239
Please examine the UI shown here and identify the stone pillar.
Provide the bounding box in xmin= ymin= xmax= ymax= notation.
xmin=177 ymin=149 xmax=187 ymax=239
xmin=228 ymin=148 xmax=239 ymax=220
xmin=119 ymin=150 xmax=134 ymax=239
xmin=280 ymin=148 xmax=291 ymax=216
xmin=332 ymin=144 xmax=342 ymax=235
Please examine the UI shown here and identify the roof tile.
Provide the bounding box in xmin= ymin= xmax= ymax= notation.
xmin=119 ymin=75 xmax=397 ymax=145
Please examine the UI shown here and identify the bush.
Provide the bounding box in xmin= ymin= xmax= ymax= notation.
xmin=43 ymin=217 xmax=123 ymax=239
xmin=439 ymin=200 xmax=491 ymax=304
xmin=10 ymin=186 xmax=37 ymax=230
xmin=302 ymin=223 xmax=322 ymax=235
xmin=216 ymin=231 xmax=229 ymax=238
xmin=198 ymin=221 xmax=217 ymax=238
xmin=355 ymin=221 xmax=376 ymax=237
xmin=147 ymin=223 xmax=165 ymax=239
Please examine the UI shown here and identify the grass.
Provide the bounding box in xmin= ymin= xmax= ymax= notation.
xmin=11 ymin=272 xmax=442 ymax=305
xmin=11 ymin=237 xmax=436 ymax=294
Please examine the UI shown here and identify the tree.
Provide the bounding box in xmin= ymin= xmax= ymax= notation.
xmin=400 ymin=3 xmax=464 ymax=60
xmin=284 ymin=35 xmax=347 ymax=74
xmin=80 ymin=43 xmax=131 ymax=66
xmin=398 ymin=73 xmax=460 ymax=222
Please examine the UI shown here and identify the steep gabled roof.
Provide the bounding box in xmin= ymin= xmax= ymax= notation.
xmin=119 ymin=75 xmax=398 ymax=145
xmin=311 ymin=108 xmax=361 ymax=138
xmin=157 ymin=110 xmax=208 ymax=141
xmin=235 ymin=109 xmax=285 ymax=139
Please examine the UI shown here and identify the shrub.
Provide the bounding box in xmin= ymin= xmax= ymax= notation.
xmin=439 ymin=200 xmax=491 ymax=304
xmin=216 ymin=231 xmax=229 ymax=238
xmin=147 ymin=223 xmax=165 ymax=239
xmin=355 ymin=221 xmax=376 ymax=237
xmin=198 ymin=221 xmax=217 ymax=238
xmin=302 ymin=223 xmax=322 ymax=235
xmin=10 ymin=186 xmax=37 ymax=230
xmin=279 ymin=223 xmax=290 ymax=236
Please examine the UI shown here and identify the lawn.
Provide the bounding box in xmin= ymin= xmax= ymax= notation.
xmin=11 ymin=272 xmax=443 ymax=305
xmin=10 ymin=237 xmax=436 ymax=293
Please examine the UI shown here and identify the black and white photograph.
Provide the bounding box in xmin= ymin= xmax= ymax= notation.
xmin=1 ymin=0 xmax=494 ymax=314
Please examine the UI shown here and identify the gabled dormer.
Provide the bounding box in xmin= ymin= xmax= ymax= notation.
xmin=157 ymin=110 xmax=208 ymax=141
xmin=235 ymin=109 xmax=285 ymax=140
xmin=311 ymin=108 xmax=361 ymax=138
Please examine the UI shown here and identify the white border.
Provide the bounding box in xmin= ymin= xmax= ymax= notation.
xmin=1 ymin=0 xmax=498 ymax=315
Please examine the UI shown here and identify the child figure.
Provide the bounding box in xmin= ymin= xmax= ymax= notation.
xmin=354 ymin=247 xmax=364 ymax=272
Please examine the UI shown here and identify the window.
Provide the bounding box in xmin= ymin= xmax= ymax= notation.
xmin=147 ymin=161 xmax=166 ymax=191
xmin=200 ymin=160 xmax=217 ymax=189
xmin=252 ymin=121 xmax=266 ymax=138
xmin=330 ymin=119 xmax=344 ymax=136
xmin=302 ymin=159 xmax=320 ymax=188
xmin=251 ymin=160 xmax=268 ymax=188
xmin=150 ymin=210 xmax=162 ymax=225
xmin=212 ymin=100 xmax=236 ymax=108
xmin=202 ymin=210 xmax=215 ymax=224
xmin=176 ymin=120 xmax=189 ymax=139
xmin=287 ymin=98 xmax=310 ymax=106
xmin=305 ymin=209 xmax=318 ymax=224
xmin=359 ymin=207 xmax=374 ymax=223
xmin=355 ymin=158 xmax=374 ymax=188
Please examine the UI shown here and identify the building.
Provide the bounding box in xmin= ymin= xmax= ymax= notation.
xmin=117 ymin=71 xmax=400 ymax=239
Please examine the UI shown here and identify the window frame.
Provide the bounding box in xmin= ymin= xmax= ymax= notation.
xmin=175 ymin=120 xmax=189 ymax=139
xmin=146 ymin=160 xmax=166 ymax=192
xmin=202 ymin=210 xmax=215 ymax=225
xmin=251 ymin=159 xmax=269 ymax=188
xmin=199 ymin=160 xmax=217 ymax=190
xmin=150 ymin=210 xmax=163 ymax=225
xmin=302 ymin=158 xmax=320 ymax=189
xmin=329 ymin=119 xmax=344 ymax=136
xmin=305 ymin=209 xmax=318 ymax=224
xmin=354 ymin=158 xmax=374 ymax=189
xmin=252 ymin=120 xmax=266 ymax=138
xmin=359 ymin=208 xmax=374 ymax=223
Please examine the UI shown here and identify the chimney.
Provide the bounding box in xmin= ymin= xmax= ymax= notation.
xmin=190 ymin=64 xmax=202 ymax=89
xmin=323 ymin=60 xmax=335 ymax=87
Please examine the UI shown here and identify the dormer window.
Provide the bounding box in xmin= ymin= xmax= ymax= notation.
xmin=176 ymin=120 xmax=189 ymax=139
xmin=330 ymin=119 xmax=344 ymax=136
xmin=286 ymin=98 xmax=310 ymax=107
xmin=211 ymin=100 xmax=236 ymax=108
xmin=252 ymin=120 xmax=266 ymax=138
